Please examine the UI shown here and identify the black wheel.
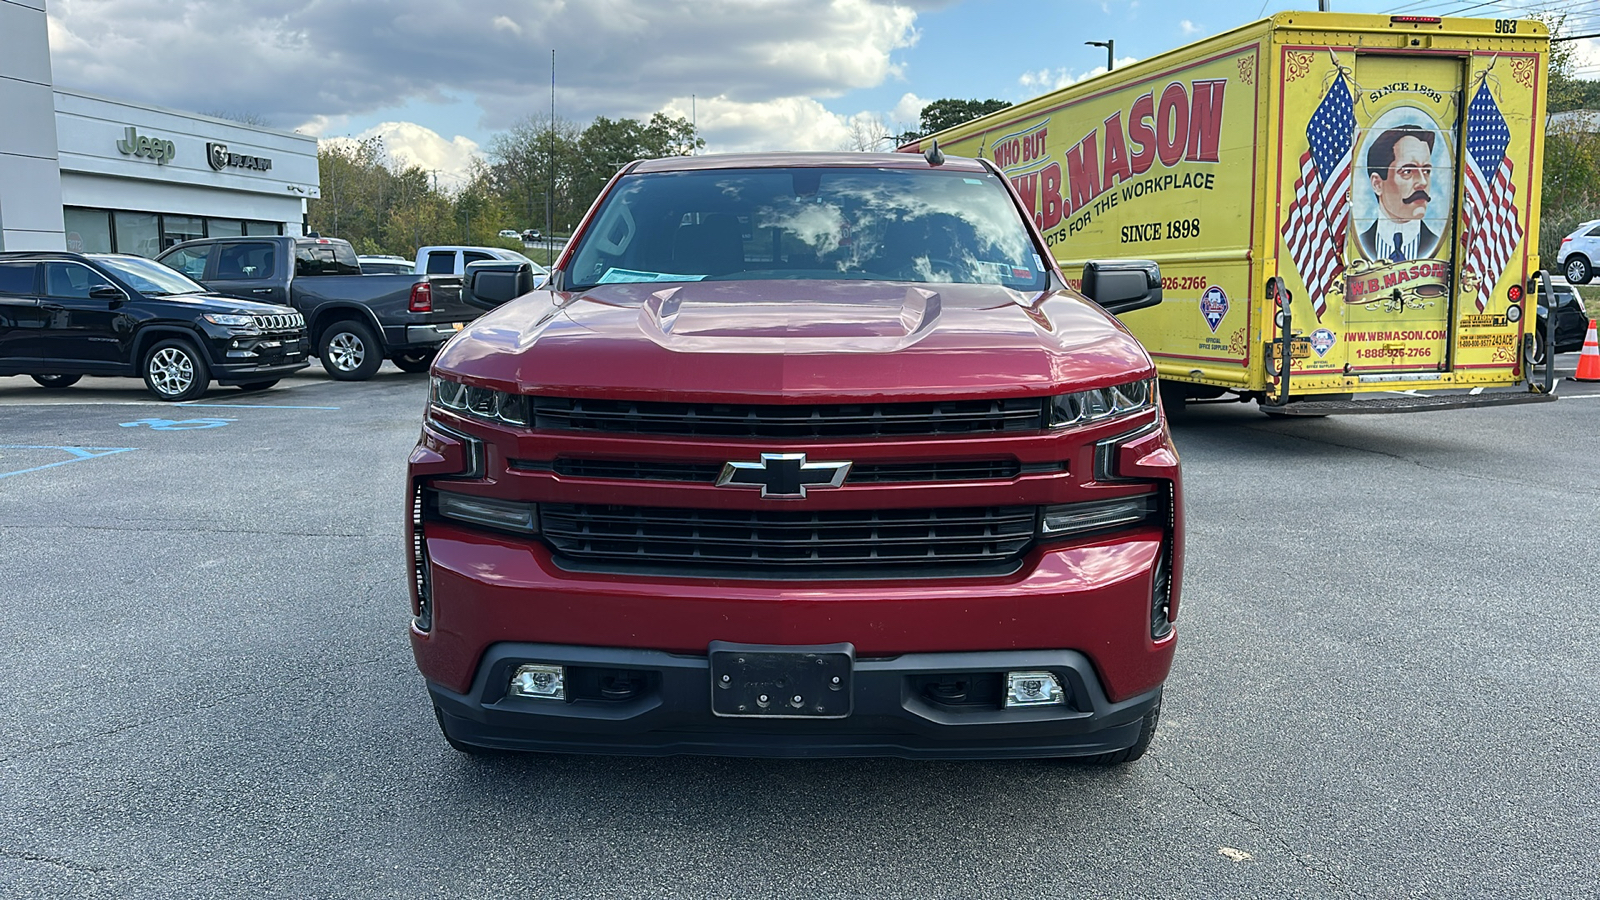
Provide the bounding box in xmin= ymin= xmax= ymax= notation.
xmin=1074 ymin=698 xmax=1161 ymax=766
xmin=390 ymin=349 xmax=437 ymax=374
xmin=1565 ymin=255 xmax=1592 ymax=285
xmin=1525 ymin=327 xmax=1548 ymax=367
xmin=142 ymin=339 xmax=210 ymax=402
xmin=318 ymin=319 xmax=383 ymax=381
xmin=31 ymin=374 xmax=82 ymax=389
xmin=236 ymin=379 xmax=279 ymax=392
xmin=433 ymin=704 xmax=501 ymax=757
xmin=1157 ymin=381 xmax=1187 ymax=416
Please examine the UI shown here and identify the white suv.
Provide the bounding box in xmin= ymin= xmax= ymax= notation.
xmin=1557 ymin=219 xmax=1600 ymax=284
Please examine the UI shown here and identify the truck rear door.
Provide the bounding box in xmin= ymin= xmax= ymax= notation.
xmin=1339 ymin=55 xmax=1463 ymax=380
xmin=207 ymin=239 xmax=288 ymax=306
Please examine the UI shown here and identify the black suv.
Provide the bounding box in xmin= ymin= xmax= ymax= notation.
xmin=0 ymin=251 xmax=308 ymax=401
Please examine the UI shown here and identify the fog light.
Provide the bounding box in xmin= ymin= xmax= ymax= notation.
xmin=1005 ymin=671 xmax=1065 ymax=707
xmin=509 ymin=664 xmax=565 ymax=700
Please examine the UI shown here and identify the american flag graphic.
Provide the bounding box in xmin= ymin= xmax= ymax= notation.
xmin=1280 ymin=73 xmax=1354 ymax=321
xmin=1462 ymin=77 xmax=1523 ymax=312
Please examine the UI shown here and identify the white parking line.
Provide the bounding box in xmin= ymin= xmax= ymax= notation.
xmin=177 ymin=402 xmax=339 ymax=410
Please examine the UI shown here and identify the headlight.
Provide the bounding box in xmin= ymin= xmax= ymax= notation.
xmin=203 ymin=313 xmax=256 ymax=327
xmin=431 ymin=376 xmax=529 ymax=426
xmin=433 ymin=489 xmax=540 ymax=534
xmin=1039 ymin=493 xmax=1160 ymax=538
xmin=1048 ymin=378 xmax=1154 ymax=428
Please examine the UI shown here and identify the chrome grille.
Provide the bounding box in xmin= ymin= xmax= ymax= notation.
xmin=540 ymin=503 xmax=1036 ymax=570
xmin=529 ymin=396 xmax=1046 ymax=438
xmin=252 ymin=313 xmax=304 ymax=332
xmin=534 ymin=458 xmax=1023 ymax=484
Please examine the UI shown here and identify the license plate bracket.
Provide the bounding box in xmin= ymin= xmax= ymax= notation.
xmin=709 ymin=641 xmax=853 ymax=718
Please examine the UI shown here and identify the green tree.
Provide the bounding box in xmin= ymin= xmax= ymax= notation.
xmin=915 ymin=99 xmax=1012 ymax=139
xmin=452 ymin=158 xmax=513 ymax=246
xmin=639 ymin=112 xmax=704 ymax=158
xmin=1537 ymin=16 xmax=1600 ymax=269
xmin=570 ymin=113 xmax=704 ymax=215
xmin=488 ymin=114 xmax=584 ymax=238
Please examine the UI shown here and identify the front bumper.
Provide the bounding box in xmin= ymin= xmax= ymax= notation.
xmin=430 ymin=642 xmax=1161 ymax=759
xmin=209 ymin=332 xmax=311 ymax=383
xmin=412 ymin=520 xmax=1176 ymax=735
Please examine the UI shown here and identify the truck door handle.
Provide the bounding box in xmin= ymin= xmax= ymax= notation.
xmin=251 ymin=288 xmax=272 ymax=294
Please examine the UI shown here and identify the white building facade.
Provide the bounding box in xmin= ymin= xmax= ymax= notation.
xmin=1 ymin=0 xmax=320 ymax=255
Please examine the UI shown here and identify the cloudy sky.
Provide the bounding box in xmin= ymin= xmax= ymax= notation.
xmin=45 ymin=0 xmax=1600 ymax=187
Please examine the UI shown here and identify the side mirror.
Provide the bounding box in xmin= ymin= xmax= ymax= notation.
xmin=463 ymin=260 xmax=537 ymax=310
xmin=90 ymin=284 xmax=126 ymax=302
xmin=1080 ymin=259 xmax=1162 ymax=316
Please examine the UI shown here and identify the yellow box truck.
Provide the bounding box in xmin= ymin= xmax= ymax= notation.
xmin=904 ymin=12 xmax=1557 ymax=415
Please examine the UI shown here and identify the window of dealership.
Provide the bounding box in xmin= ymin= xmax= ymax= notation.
xmin=62 ymin=207 xmax=283 ymax=256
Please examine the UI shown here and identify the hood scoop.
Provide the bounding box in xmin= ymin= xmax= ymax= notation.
xmin=639 ymin=283 xmax=941 ymax=354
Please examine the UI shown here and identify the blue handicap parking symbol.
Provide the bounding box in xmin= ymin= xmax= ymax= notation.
xmin=118 ymin=417 xmax=235 ymax=430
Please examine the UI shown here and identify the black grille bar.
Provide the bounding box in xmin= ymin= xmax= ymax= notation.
xmin=541 ymin=503 xmax=1036 ymax=569
xmin=530 ymin=396 xmax=1046 ymax=438
xmin=533 ymin=458 xmax=1024 ymax=484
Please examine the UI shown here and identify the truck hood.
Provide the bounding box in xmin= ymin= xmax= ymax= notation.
xmin=435 ymin=280 xmax=1152 ymax=400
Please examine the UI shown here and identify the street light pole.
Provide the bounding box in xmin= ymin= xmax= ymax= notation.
xmin=1086 ymin=39 xmax=1114 ymax=72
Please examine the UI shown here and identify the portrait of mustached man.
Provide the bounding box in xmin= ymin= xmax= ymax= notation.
xmin=1358 ymin=124 xmax=1440 ymax=262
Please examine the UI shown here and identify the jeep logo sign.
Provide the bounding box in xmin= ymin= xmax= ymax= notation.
xmin=116 ymin=126 xmax=175 ymax=165
xmin=207 ymin=142 xmax=273 ymax=172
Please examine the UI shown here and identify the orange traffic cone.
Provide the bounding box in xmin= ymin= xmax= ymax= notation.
xmin=1576 ymin=319 xmax=1600 ymax=382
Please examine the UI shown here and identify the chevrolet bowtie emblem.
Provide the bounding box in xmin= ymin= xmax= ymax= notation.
xmin=715 ymin=453 xmax=852 ymax=499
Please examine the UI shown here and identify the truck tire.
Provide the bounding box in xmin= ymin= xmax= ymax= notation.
xmin=1073 ymin=697 xmax=1160 ymax=766
xmin=31 ymin=374 xmax=82 ymax=389
xmin=1157 ymin=380 xmax=1187 ymax=415
xmin=142 ymin=338 xmax=211 ymax=402
xmin=1565 ymin=255 xmax=1592 ymax=285
xmin=390 ymin=349 xmax=437 ymax=374
xmin=319 ymin=319 xmax=383 ymax=381
xmin=1525 ymin=328 xmax=1548 ymax=367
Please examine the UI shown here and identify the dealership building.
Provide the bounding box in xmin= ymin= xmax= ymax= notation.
xmin=1 ymin=0 xmax=320 ymax=255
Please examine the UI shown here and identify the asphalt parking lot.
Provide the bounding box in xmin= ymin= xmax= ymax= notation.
xmin=2 ymin=357 xmax=1598 ymax=899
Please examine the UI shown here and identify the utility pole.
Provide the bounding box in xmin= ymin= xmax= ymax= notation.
xmin=1086 ymin=40 xmax=1114 ymax=72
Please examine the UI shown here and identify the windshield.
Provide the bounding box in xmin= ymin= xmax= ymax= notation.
xmin=93 ymin=255 xmax=207 ymax=296
xmin=565 ymin=166 xmax=1049 ymax=292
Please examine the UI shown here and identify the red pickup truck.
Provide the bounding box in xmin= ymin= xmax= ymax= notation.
xmin=408 ymin=151 xmax=1182 ymax=761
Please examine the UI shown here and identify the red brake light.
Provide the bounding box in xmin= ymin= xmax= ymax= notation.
xmin=409 ymin=281 xmax=434 ymax=313
xmin=1562 ymin=237 xmax=1573 ymax=243
xmin=1390 ymin=16 xmax=1441 ymax=24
